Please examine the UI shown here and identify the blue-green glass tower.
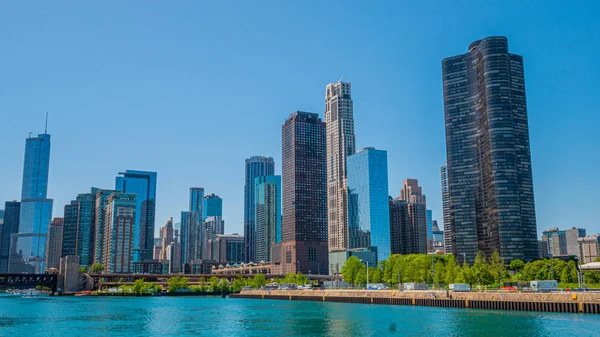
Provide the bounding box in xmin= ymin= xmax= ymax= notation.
xmin=346 ymin=147 xmax=390 ymax=262
xmin=203 ymin=194 xmax=222 ymax=219
xmin=254 ymin=175 xmax=281 ymax=262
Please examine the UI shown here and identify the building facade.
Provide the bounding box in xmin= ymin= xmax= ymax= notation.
xmin=45 ymin=217 xmax=64 ymax=271
xmin=244 ymin=156 xmax=275 ymax=263
xmin=212 ymin=234 xmax=244 ymax=264
xmin=102 ymin=193 xmax=136 ymax=274
xmin=578 ymin=235 xmax=600 ymax=264
xmin=115 ymin=170 xmax=157 ymax=262
xmin=272 ymin=111 xmax=328 ymax=275
xmin=346 ymin=147 xmax=390 ymax=262
xmin=203 ymin=216 xmax=224 ymax=260
xmin=440 ymin=165 xmax=451 ymax=254
xmin=0 ymin=201 xmax=20 ymax=273
xmin=541 ymin=227 xmax=586 ymax=258
xmin=92 ymin=188 xmax=118 ymax=264
xmin=203 ymin=194 xmax=222 ymax=219
xmin=254 ymin=175 xmax=281 ymax=263
xmin=398 ymin=179 xmax=427 ymax=254
xmin=442 ymin=36 xmax=538 ymax=263
xmin=180 ymin=187 xmax=204 ymax=267
xmin=325 ymin=81 xmax=356 ymax=253
xmin=12 ymin=133 xmax=53 ymax=273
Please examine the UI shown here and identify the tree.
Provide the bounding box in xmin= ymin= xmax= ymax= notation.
xmin=509 ymin=259 xmax=525 ymax=272
xmin=90 ymin=263 xmax=104 ymax=273
xmin=231 ymin=278 xmax=245 ymax=292
xmin=341 ymin=256 xmax=363 ymax=285
xmin=78 ymin=267 xmax=86 ymax=273
xmin=167 ymin=276 xmax=189 ymax=292
xmin=433 ymin=260 xmax=445 ymax=285
xmin=133 ymin=279 xmax=146 ymax=295
xmin=462 ymin=261 xmax=473 ymax=285
xmin=489 ymin=251 xmax=505 ymax=285
xmin=252 ymin=274 xmax=268 ymax=287
xmin=296 ymin=272 xmax=308 ymax=285
xmin=471 ymin=251 xmax=493 ymax=285
xmin=561 ymin=261 xmax=578 ymax=283
xmin=209 ymin=276 xmax=220 ymax=291
xmin=595 ymin=257 xmax=600 ymax=263
xmin=445 ymin=254 xmax=459 ymax=285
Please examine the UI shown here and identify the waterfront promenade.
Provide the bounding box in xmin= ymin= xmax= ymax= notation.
xmin=233 ymin=289 xmax=600 ymax=314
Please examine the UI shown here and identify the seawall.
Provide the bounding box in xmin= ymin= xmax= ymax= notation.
xmin=230 ymin=289 xmax=600 ymax=314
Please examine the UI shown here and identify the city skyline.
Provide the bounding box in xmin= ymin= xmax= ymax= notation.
xmin=1 ymin=2 xmax=599 ymax=236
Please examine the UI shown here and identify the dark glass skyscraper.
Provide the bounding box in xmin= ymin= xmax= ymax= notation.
xmin=203 ymin=194 xmax=223 ymax=219
xmin=0 ymin=201 xmax=20 ymax=273
xmin=116 ymin=170 xmax=157 ymax=262
xmin=442 ymin=36 xmax=538 ymax=263
xmin=11 ymin=133 xmax=53 ymax=273
xmin=244 ymin=156 xmax=274 ymax=263
xmin=272 ymin=111 xmax=327 ymax=275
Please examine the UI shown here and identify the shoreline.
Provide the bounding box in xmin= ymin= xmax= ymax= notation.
xmin=231 ymin=289 xmax=600 ymax=314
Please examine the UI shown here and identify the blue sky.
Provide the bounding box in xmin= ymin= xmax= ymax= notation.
xmin=1 ymin=1 xmax=599 ymax=236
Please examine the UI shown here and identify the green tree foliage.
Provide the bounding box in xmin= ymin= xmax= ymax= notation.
xmin=445 ymin=254 xmax=458 ymax=285
xmin=231 ymin=278 xmax=245 ymax=292
xmin=509 ymin=259 xmax=525 ymax=272
xmin=133 ymin=279 xmax=146 ymax=295
xmin=341 ymin=256 xmax=363 ymax=285
xmin=433 ymin=260 xmax=445 ymax=285
xmin=90 ymin=263 xmax=104 ymax=273
xmin=78 ymin=267 xmax=86 ymax=273
xmin=167 ymin=276 xmax=189 ymax=292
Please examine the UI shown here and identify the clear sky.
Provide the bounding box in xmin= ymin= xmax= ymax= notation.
xmin=1 ymin=1 xmax=599 ymax=236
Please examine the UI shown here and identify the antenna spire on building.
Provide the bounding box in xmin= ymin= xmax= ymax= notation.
xmin=45 ymin=111 xmax=48 ymax=133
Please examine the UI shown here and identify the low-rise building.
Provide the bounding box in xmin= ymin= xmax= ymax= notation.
xmin=578 ymin=235 xmax=600 ymax=264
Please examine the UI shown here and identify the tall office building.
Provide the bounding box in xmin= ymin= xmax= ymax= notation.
xmin=389 ymin=198 xmax=410 ymax=255
xmin=102 ymin=193 xmax=136 ymax=274
xmin=254 ymin=175 xmax=281 ymax=262
xmin=272 ymin=111 xmax=327 ymax=275
xmin=44 ymin=218 xmax=64 ymax=271
xmin=62 ymin=201 xmax=79 ymax=257
xmin=75 ymin=192 xmax=96 ymax=267
xmin=440 ymin=165 xmax=451 ymax=254
xmin=426 ymin=209 xmax=433 ymax=253
xmin=180 ymin=187 xmax=204 ymax=266
xmin=244 ymin=156 xmax=275 ymax=263
xmin=11 ymin=133 xmax=53 ymax=273
xmin=442 ymin=36 xmax=538 ymax=263
xmin=159 ymin=218 xmax=174 ymax=260
xmin=203 ymin=216 xmax=224 ymax=260
xmin=0 ymin=201 xmax=20 ymax=273
xmin=346 ymin=148 xmax=390 ymax=262
xmin=325 ymin=81 xmax=356 ymax=253
xmin=541 ymin=227 xmax=586 ymax=258
xmin=212 ymin=234 xmax=244 ymax=264
xmin=203 ymin=194 xmax=222 ymax=219
xmin=92 ymin=188 xmax=118 ymax=264
xmin=115 ymin=170 xmax=157 ymax=262
xmin=397 ymin=179 xmax=427 ymax=254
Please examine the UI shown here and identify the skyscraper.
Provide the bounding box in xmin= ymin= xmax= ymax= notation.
xmin=11 ymin=132 xmax=53 ymax=273
xmin=442 ymin=36 xmax=538 ymax=263
xmin=115 ymin=170 xmax=157 ymax=262
xmin=189 ymin=188 xmax=204 ymax=219
xmin=272 ymin=111 xmax=327 ymax=275
xmin=92 ymin=188 xmax=118 ymax=264
xmin=159 ymin=218 xmax=174 ymax=261
xmin=45 ymin=217 xmax=64 ymax=271
xmin=244 ymin=156 xmax=275 ymax=263
xmin=203 ymin=194 xmax=223 ymax=219
xmin=180 ymin=187 xmax=204 ymax=266
xmin=398 ymin=179 xmax=427 ymax=254
xmin=325 ymin=81 xmax=356 ymax=253
xmin=102 ymin=192 xmax=136 ymax=274
xmin=0 ymin=201 xmax=20 ymax=273
xmin=62 ymin=200 xmax=79 ymax=258
xmin=440 ymin=165 xmax=451 ymax=254
xmin=541 ymin=227 xmax=586 ymax=258
xmin=254 ymin=175 xmax=281 ymax=262
xmin=389 ymin=198 xmax=411 ymax=255
xmin=346 ymin=147 xmax=390 ymax=262
xmin=426 ymin=209 xmax=433 ymax=253
xmin=75 ymin=192 xmax=96 ymax=267
xmin=203 ymin=216 xmax=224 ymax=260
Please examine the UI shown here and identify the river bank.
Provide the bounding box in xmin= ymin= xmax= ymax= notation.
xmin=232 ymin=289 xmax=600 ymax=314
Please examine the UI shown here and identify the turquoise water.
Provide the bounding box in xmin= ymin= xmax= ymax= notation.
xmin=0 ymin=296 xmax=599 ymax=336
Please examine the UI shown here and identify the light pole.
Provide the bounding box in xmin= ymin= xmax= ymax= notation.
xmin=574 ymin=257 xmax=583 ymax=289
xmin=463 ymin=253 xmax=467 ymax=265
xmin=297 ymin=260 xmax=300 ymax=274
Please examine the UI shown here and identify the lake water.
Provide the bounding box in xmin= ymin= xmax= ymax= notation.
xmin=0 ymin=296 xmax=598 ymax=336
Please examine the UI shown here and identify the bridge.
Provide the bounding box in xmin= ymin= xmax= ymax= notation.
xmin=0 ymin=274 xmax=58 ymax=293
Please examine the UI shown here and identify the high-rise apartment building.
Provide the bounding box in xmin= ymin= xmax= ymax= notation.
xmin=442 ymin=36 xmax=538 ymax=263
xmin=203 ymin=216 xmax=224 ymax=260
xmin=102 ymin=192 xmax=136 ymax=274
xmin=346 ymin=147 xmax=390 ymax=262
xmin=180 ymin=187 xmax=204 ymax=266
xmin=11 ymin=133 xmax=53 ymax=273
xmin=426 ymin=209 xmax=433 ymax=253
xmin=0 ymin=201 xmax=20 ymax=273
xmin=92 ymin=188 xmax=118 ymax=264
xmin=115 ymin=170 xmax=157 ymax=262
xmin=45 ymin=217 xmax=64 ymax=271
xmin=397 ymin=179 xmax=427 ymax=254
xmin=254 ymin=175 xmax=281 ymax=263
xmin=440 ymin=165 xmax=451 ymax=254
xmin=272 ymin=111 xmax=327 ymax=275
xmin=541 ymin=227 xmax=586 ymax=258
xmin=62 ymin=201 xmax=79 ymax=258
xmin=325 ymin=81 xmax=356 ymax=253
xmin=75 ymin=192 xmax=96 ymax=267
xmin=244 ymin=156 xmax=275 ymax=263
xmin=159 ymin=218 xmax=174 ymax=260
xmin=203 ymin=194 xmax=222 ymax=219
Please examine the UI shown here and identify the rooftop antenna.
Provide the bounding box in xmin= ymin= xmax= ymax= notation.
xmin=338 ymin=74 xmax=344 ymax=83
xmin=44 ymin=111 xmax=48 ymax=133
